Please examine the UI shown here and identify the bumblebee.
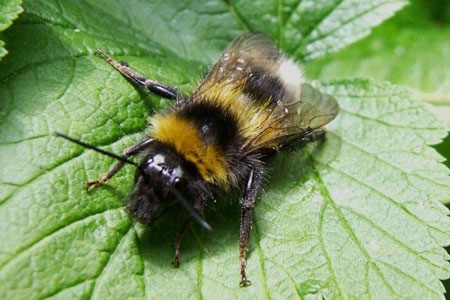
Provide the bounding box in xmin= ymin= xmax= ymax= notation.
xmin=56 ymin=33 xmax=339 ymax=286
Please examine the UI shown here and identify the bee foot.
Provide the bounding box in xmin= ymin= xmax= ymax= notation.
xmin=171 ymin=255 xmax=180 ymax=267
xmin=85 ymin=180 xmax=101 ymax=189
xmin=239 ymin=278 xmax=252 ymax=287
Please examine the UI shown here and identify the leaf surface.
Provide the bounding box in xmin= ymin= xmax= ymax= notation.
xmin=305 ymin=0 xmax=450 ymax=172
xmin=0 ymin=0 xmax=23 ymax=59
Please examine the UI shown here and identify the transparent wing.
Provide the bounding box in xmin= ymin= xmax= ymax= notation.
xmin=281 ymin=83 xmax=339 ymax=130
xmin=194 ymin=33 xmax=282 ymax=99
xmin=243 ymin=83 xmax=340 ymax=152
xmin=192 ymin=33 xmax=340 ymax=153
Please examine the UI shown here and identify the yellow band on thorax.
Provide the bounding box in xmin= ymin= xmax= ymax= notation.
xmin=150 ymin=114 xmax=229 ymax=186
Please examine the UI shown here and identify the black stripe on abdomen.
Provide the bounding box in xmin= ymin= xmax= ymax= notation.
xmin=243 ymin=69 xmax=285 ymax=104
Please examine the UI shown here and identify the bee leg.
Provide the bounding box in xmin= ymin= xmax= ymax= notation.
xmin=303 ymin=129 xmax=325 ymax=143
xmin=239 ymin=166 xmax=264 ymax=287
xmin=172 ymin=194 xmax=208 ymax=266
xmin=96 ymin=48 xmax=183 ymax=102
xmin=86 ymin=137 xmax=154 ymax=189
xmin=172 ymin=215 xmax=193 ymax=267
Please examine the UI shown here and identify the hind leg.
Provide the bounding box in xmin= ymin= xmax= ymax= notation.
xmin=239 ymin=166 xmax=264 ymax=287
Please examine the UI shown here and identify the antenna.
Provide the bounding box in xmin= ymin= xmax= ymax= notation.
xmin=54 ymin=132 xmax=138 ymax=167
xmin=55 ymin=132 xmax=212 ymax=232
xmin=170 ymin=186 xmax=212 ymax=232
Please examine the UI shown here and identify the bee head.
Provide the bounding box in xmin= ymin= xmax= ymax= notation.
xmin=126 ymin=141 xmax=199 ymax=225
xmin=53 ymin=132 xmax=211 ymax=230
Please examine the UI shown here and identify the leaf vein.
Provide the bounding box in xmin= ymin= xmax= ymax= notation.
xmin=342 ymin=206 xmax=449 ymax=275
xmin=221 ymin=0 xmax=251 ymax=31
xmin=282 ymin=0 xmax=303 ymax=27
xmin=318 ymin=201 xmax=346 ymax=299
xmin=300 ymin=0 xmax=345 ymax=42
xmin=196 ymin=235 xmax=204 ymax=300
xmin=0 ymin=207 xmax=124 ymax=272
xmin=376 ymin=260 xmax=443 ymax=297
xmin=88 ymin=225 xmax=133 ymax=300
xmin=310 ymin=153 xmax=399 ymax=299
xmin=295 ymin=0 xmax=405 ymax=58
xmin=265 ymin=258 xmax=304 ymax=300
xmin=0 ymin=134 xmax=49 ymax=146
xmin=325 ymin=163 xmax=449 ymax=240
xmin=133 ymin=226 xmax=148 ymax=300
xmin=330 ymin=131 xmax=450 ymax=196
xmin=40 ymin=280 xmax=95 ymax=300
xmin=340 ymin=107 xmax=441 ymax=131
xmin=0 ymin=130 xmax=144 ymax=207
xmin=278 ymin=0 xmax=283 ymax=46
xmin=253 ymin=217 xmax=272 ymax=300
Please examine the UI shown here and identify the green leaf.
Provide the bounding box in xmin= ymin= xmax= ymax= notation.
xmin=304 ymin=0 xmax=450 ymax=170
xmin=1 ymin=1 xmax=450 ymax=300
xmin=259 ymin=80 xmax=450 ymax=300
xmin=0 ymin=0 xmax=23 ymax=60
xmin=229 ymin=0 xmax=408 ymax=60
xmin=304 ymin=0 xmax=450 ymax=97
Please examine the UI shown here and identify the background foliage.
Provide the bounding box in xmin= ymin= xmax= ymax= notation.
xmin=305 ymin=0 xmax=450 ymax=169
